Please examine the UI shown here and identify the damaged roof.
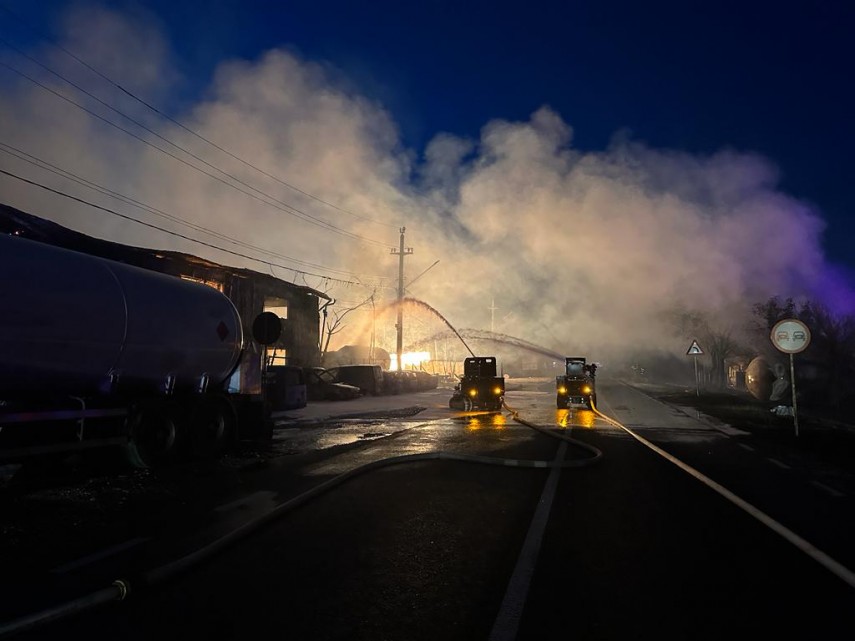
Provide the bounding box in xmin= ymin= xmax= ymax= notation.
xmin=0 ymin=203 xmax=330 ymax=301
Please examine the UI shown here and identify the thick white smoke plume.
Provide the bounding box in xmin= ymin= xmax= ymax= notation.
xmin=0 ymin=4 xmax=845 ymax=365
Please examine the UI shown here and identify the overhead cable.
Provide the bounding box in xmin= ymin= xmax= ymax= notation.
xmin=0 ymin=167 xmax=389 ymax=290
xmin=0 ymin=4 xmax=398 ymax=229
xmin=0 ymin=142 xmax=391 ymax=285
xmin=0 ymin=54 xmax=390 ymax=248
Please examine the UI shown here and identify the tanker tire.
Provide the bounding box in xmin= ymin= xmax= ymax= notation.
xmin=125 ymin=404 xmax=181 ymax=469
xmin=463 ymin=396 xmax=474 ymax=411
xmin=189 ymin=397 xmax=236 ymax=460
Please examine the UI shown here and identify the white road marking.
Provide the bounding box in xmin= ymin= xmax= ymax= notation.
xmin=591 ymin=407 xmax=855 ymax=590
xmin=713 ymin=424 xmax=751 ymax=436
xmin=489 ymin=441 xmax=567 ymax=641
xmin=767 ymin=458 xmax=791 ymax=470
xmin=811 ymin=480 xmax=845 ymax=498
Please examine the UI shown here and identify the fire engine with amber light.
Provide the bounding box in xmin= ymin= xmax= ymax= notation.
xmin=556 ymin=357 xmax=597 ymax=409
xmin=448 ymin=356 xmax=505 ymax=411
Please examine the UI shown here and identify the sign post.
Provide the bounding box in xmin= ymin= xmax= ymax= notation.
xmin=770 ymin=319 xmax=811 ymax=437
xmin=686 ymin=339 xmax=704 ymax=396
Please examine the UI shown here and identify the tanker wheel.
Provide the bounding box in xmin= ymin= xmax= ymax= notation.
xmin=189 ymin=397 xmax=237 ymax=459
xmin=125 ymin=404 xmax=182 ymax=469
xmin=463 ymin=396 xmax=474 ymax=411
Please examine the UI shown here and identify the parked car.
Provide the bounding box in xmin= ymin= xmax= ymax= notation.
xmin=383 ymin=370 xmax=404 ymax=395
xmin=302 ymin=367 xmax=361 ymax=401
xmin=411 ymin=371 xmax=439 ymax=390
xmin=401 ymin=371 xmax=419 ymax=392
xmin=382 ymin=370 xmax=439 ymax=394
xmin=385 ymin=370 xmax=417 ymax=394
xmin=327 ymin=364 xmax=384 ymax=396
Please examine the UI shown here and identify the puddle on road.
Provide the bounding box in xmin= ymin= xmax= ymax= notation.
xmin=556 ymin=409 xmax=598 ymax=429
xmin=271 ymin=420 xmax=404 ymax=453
xmin=454 ymin=412 xmax=509 ymax=431
xmin=448 ymin=408 xmax=616 ymax=432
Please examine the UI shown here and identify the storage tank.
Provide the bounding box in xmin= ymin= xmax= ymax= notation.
xmin=745 ymin=356 xmax=776 ymax=401
xmin=0 ymin=234 xmax=243 ymax=396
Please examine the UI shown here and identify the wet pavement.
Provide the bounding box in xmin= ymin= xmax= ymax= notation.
xmin=3 ymin=377 xmax=855 ymax=640
xmin=271 ymin=386 xmax=454 ymax=424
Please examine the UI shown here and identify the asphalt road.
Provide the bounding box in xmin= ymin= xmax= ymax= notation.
xmin=2 ymin=378 xmax=854 ymax=639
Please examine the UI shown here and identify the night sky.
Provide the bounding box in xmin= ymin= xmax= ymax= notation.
xmin=71 ymin=0 xmax=855 ymax=266
xmin=1 ymin=0 xmax=853 ymax=309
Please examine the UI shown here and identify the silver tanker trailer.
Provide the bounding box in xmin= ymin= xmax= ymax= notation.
xmin=0 ymin=233 xmax=274 ymax=468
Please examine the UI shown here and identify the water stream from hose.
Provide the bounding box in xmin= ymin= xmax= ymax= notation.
xmin=379 ymin=297 xmax=475 ymax=357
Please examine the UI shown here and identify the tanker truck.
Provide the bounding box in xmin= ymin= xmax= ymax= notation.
xmin=0 ymin=233 xmax=274 ymax=468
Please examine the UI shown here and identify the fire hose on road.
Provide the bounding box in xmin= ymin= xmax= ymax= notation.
xmin=0 ymin=404 xmax=604 ymax=638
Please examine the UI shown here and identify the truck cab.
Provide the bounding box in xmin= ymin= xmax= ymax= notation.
xmin=556 ymin=357 xmax=597 ymax=409
xmin=449 ymin=356 xmax=505 ymax=411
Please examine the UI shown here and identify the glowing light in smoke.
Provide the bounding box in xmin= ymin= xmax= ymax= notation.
xmin=389 ymin=352 xmax=431 ymax=371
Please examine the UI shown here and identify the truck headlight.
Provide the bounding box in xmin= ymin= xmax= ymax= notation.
xmin=468 ymin=389 xmax=478 ymax=397
xmin=493 ymin=386 xmax=502 ymax=395
xmin=557 ymin=386 xmax=567 ymax=394
xmin=582 ymin=386 xmax=592 ymax=394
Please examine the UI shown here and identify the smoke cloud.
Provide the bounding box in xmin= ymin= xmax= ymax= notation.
xmin=0 ymin=4 xmax=848 ymax=367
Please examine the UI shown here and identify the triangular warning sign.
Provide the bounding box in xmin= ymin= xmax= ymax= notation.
xmin=686 ymin=340 xmax=704 ymax=356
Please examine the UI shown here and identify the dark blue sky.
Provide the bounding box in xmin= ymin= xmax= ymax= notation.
xmin=4 ymin=0 xmax=854 ymax=266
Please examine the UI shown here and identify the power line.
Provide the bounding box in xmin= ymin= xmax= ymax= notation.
xmin=0 ymin=141 xmax=392 ymax=285
xmin=0 ymin=167 xmax=392 ymax=290
xmin=0 ymin=4 xmax=399 ymax=229
xmin=0 ymin=54 xmax=391 ymax=248
xmin=0 ymin=48 xmax=389 ymax=246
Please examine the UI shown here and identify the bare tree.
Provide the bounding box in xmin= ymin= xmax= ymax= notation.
xmin=669 ymin=307 xmax=744 ymax=389
xmin=751 ymin=296 xmax=797 ymax=333
xmin=751 ymin=296 xmax=855 ymax=409
xmin=804 ymin=303 xmax=855 ymax=408
xmin=319 ymin=292 xmax=376 ymax=364
xmin=750 ymin=296 xmax=797 ymax=360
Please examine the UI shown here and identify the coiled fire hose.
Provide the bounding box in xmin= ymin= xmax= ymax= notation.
xmin=0 ymin=402 xmax=603 ymax=638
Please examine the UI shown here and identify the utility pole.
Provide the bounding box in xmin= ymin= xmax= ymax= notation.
xmin=489 ymin=298 xmax=498 ymax=333
xmin=390 ymin=227 xmax=413 ymax=371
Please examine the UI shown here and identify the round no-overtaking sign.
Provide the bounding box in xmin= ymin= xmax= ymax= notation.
xmin=770 ymin=318 xmax=811 ymax=354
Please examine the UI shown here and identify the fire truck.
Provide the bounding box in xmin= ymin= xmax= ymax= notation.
xmin=556 ymin=357 xmax=597 ymax=409
xmin=448 ymin=356 xmax=505 ymax=411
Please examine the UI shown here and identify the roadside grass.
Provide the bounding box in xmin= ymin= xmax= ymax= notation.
xmin=654 ymin=389 xmax=793 ymax=431
xmin=642 ymin=386 xmax=855 ymax=469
